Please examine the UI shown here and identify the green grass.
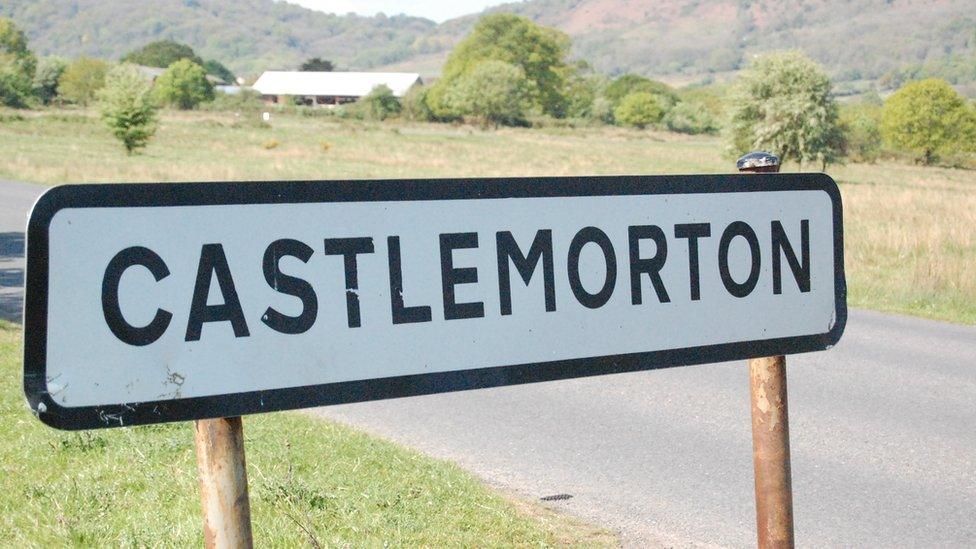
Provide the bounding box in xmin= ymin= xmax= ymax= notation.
xmin=1 ymin=107 xmax=974 ymax=325
xmin=0 ymin=321 xmax=614 ymax=546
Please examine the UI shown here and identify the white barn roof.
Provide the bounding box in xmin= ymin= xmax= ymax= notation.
xmin=252 ymin=71 xmax=421 ymax=98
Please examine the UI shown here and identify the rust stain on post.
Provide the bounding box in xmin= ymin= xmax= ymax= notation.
xmin=739 ymin=152 xmax=795 ymax=549
xmin=195 ymin=416 xmax=254 ymax=549
xmin=749 ymin=356 xmax=794 ymax=548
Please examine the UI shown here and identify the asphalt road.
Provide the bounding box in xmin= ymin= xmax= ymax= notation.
xmin=2 ymin=180 xmax=973 ymax=547
xmin=0 ymin=180 xmax=44 ymax=322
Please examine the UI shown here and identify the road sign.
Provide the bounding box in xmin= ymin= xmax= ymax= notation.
xmin=24 ymin=174 xmax=845 ymax=430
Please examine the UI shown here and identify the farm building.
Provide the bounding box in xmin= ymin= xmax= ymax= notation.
xmin=251 ymin=71 xmax=422 ymax=106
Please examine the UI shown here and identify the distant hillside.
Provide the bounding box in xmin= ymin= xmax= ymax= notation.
xmin=421 ymin=0 xmax=976 ymax=91
xmin=0 ymin=0 xmax=437 ymax=76
xmin=2 ymin=0 xmax=975 ymax=91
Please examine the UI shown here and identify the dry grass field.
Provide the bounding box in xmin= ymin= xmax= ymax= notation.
xmin=1 ymin=108 xmax=974 ymax=324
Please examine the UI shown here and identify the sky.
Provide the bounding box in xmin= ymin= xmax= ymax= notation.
xmin=288 ymin=0 xmax=511 ymax=22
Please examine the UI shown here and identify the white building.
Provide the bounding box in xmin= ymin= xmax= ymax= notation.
xmin=251 ymin=71 xmax=422 ymax=106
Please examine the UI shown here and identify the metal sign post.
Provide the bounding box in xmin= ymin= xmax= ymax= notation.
xmin=194 ymin=416 xmax=253 ymax=548
xmin=738 ymin=152 xmax=795 ymax=549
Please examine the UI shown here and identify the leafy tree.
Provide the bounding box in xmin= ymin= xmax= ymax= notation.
xmin=428 ymin=13 xmax=569 ymax=118
xmin=153 ymin=59 xmax=214 ymax=109
xmin=122 ymin=40 xmax=203 ymax=68
xmin=32 ymin=56 xmax=67 ymax=104
xmin=98 ymin=63 xmax=158 ymax=153
xmin=604 ymin=74 xmax=678 ymax=109
xmin=202 ymin=59 xmax=235 ymax=84
xmin=444 ymin=60 xmax=533 ymax=127
xmin=57 ymin=57 xmax=108 ymax=105
xmin=880 ymin=78 xmax=976 ymax=164
xmin=726 ymin=51 xmax=842 ymax=168
xmin=299 ymin=57 xmax=334 ymax=71
xmin=359 ymin=84 xmax=401 ymax=121
xmin=401 ymin=84 xmax=433 ymax=122
xmin=613 ymin=92 xmax=663 ymax=129
xmin=664 ymin=101 xmax=718 ymax=134
xmin=839 ymin=100 xmax=882 ymax=162
xmin=563 ymin=72 xmax=603 ymax=119
xmin=0 ymin=17 xmax=36 ymax=107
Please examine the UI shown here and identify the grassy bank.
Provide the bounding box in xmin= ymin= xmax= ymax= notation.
xmin=1 ymin=108 xmax=974 ymax=324
xmin=0 ymin=321 xmax=613 ymax=546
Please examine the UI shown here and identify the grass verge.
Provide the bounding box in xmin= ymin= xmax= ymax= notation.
xmin=0 ymin=321 xmax=615 ymax=546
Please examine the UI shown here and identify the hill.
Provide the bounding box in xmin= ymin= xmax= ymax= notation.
xmin=2 ymin=0 xmax=975 ymax=92
xmin=420 ymin=0 xmax=976 ymax=92
xmin=0 ymin=0 xmax=438 ymax=76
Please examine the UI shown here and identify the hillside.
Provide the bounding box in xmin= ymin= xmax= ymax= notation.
xmin=2 ymin=0 xmax=975 ymax=91
xmin=0 ymin=0 xmax=437 ymax=76
xmin=423 ymin=0 xmax=976 ymax=91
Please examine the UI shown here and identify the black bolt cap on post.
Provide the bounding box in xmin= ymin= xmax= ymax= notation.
xmin=737 ymin=151 xmax=781 ymax=173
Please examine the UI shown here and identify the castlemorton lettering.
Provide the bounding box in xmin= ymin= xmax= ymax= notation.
xmin=101 ymin=220 xmax=810 ymax=346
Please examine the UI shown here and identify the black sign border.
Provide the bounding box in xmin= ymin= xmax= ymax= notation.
xmin=24 ymin=173 xmax=846 ymax=430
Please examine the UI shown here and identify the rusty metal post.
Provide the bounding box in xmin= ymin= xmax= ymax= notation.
xmin=194 ymin=417 xmax=254 ymax=549
xmin=737 ymin=151 xmax=795 ymax=549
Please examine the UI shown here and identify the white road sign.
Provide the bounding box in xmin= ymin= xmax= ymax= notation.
xmin=24 ymin=175 xmax=845 ymax=429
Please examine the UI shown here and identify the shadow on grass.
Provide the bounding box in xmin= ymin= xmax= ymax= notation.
xmin=0 ymin=231 xmax=25 ymax=323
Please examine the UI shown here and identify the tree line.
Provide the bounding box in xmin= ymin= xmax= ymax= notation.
xmin=3 ymin=13 xmax=975 ymax=165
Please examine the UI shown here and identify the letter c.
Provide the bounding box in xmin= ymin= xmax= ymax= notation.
xmin=102 ymin=246 xmax=173 ymax=346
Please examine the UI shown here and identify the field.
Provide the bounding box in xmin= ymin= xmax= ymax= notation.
xmin=2 ymin=108 xmax=973 ymax=324
xmin=0 ymin=320 xmax=613 ymax=546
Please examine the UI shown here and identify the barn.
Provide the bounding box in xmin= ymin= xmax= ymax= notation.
xmin=251 ymin=71 xmax=423 ymax=106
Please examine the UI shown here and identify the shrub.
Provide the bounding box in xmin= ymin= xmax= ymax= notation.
xmin=604 ymin=74 xmax=678 ymax=112
xmin=446 ymin=60 xmax=533 ymax=127
xmin=614 ymin=92 xmax=663 ymax=129
xmin=562 ymin=73 xmax=602 ymax=120
xmin=98 ymin=63 xmax=158 ymax=154
xmin=880 ymin=78 xmax=976 ymax=164
xmin=664 ymin=101 xmax=718 ymax=134
xmin=153 ymin=59 xmax=214 ymax=110
xmin=401 ymin=84 xmax=433 ymax=122
xmin=362 ymin=84 xmax=401 ymax=120
xmin=58 ymin=57 xmax=108 ymax=106
xmin=32 ymin=56 xmax=67 ymax=105
xmin=207 ymin=88 xmax=265 ymax=112
xmin=839 ymin=101 xmax=882 ymax=163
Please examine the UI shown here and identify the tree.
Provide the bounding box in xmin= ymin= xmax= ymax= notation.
xmin=359 ymin=84 xmax=401 ymax=121
xmin=880 ymin=78 xmax=976 ymax=164
xmin=839 ymin=99 xmax=882 ymax=162
xmin=563 ymin=72 xmax=603 ymax=120
xmin=604 ymin=74 xmax=678 ymax=109
xmin=444 ymin=60 xmax=533 ymax=127
xmin=401 ymin=84 xmax=433 ymax=122
xmin=98 ymin=63 xmax=158 ymax=153
xmin=203 ymin=59 xmax=235 ymax=84
xmin=153 ymin=59 xmax=214 ymax=109
xmin=613 ymin=92 xmax=663 ymax=129
xmin=664 ymin=101 xmax=718 ymax=134
xmin=57 ymin=57 xmax=108 ymax=105
xmin=726 ymin=51 xmax=842 ymax=168
xmin=428 ymin=13 xmax=569 ymax=118
xmin=299 ymin=57 xmax=334 ymax=71
xmin=122 ymin=40 xmax=203 ymax=68
xmin=32 ymin=56 xmax=67 ymax=105
xmin=0 ymin=17 xmax=36 ymax=107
